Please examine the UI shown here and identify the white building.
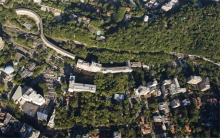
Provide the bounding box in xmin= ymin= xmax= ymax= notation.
xmin=68 ymin=75 xmax=96 ymax=93
xmin=0 ymin=37 xmax=5 ymax=50
xmin=172 ymin=78 xmax=180 ymax=89
xmin=76 ymin=59 xmax=102 ymax=72
xmin=170 ymin=78 xmax=187 ymax=95
xmin=47 ymin=109 xmax=55 ymax=128
xmin=187 ymin=76 xmax=202 ymax=84
xmin=143 ymin=15 xmax=149 ymax=22
xmin=153 ymin=115 xmax=162 ymax=122
xmin=114 ymin=94 xmax=125 ymax=102
xmin=33 ymin=0 xmax=42 ymax=3
xmin=77 ymin=59 xmax=132 ymax=74
xmin=161 ymin=85 xmax=168 ymax=97
xmin=162 ymin=80 xmax=171 ymax=85
xmin=11 ymin=86 xmax=45 ymax=106
xmin=161 ymin=0 xmax=179 ymax=12
xmin=113 ymin=131 xmax=121 ymax=138
xmin=158 ymin=102 xmax=170 ymax=113
xmin=134 ymin=81 xmax=158 ymax=96
xmin=134 ymin=85 xmax=150 ymax=96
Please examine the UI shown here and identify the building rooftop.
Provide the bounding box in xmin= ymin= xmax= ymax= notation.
xmin=23 ymin=22 xmax=32 ymax=30
xmin=113 ymin=131 xmax=121 ymax=138
xmin=12 ymin=86 xmax=45 ymax=106
xmin=4 ymin=65 xmax=14 ymax=75
xmin=22 ymin=87 xmax=45 ymax=106
xmin=198 ymin=77 xmax=210 ymax=91
xmin=11 ymin=86 xmax=24 ymax=104
xmin=158 ymin=102 xmax=170 ymax=113
xmin=187 ymin=76 xmax=202 ymax=84
xmin=77 ymin=59 xmax=133 ymax=73
xmin=170 ymin=99 xmax=180 ymax=108
xmin=134 ymin=85 xmax=150 ymax=96
xmin=22 ymin=102 xmax=39 ymax=118
xmin=68 ymin=75 xmax=96 ymax=93
xmin=28 ymin=63 xmax=36 ymax=71
xmin=114 ymin=94 xmax=125 ymax=102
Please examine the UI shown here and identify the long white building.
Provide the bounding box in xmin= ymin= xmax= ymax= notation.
xmin=68 ymin=75 xmax=96 ymax=93
xmin=76 ymin=59 xmax=133 ymax=74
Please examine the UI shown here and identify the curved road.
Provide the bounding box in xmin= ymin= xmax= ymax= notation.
xmin=16 ymin=9 xmax=75 ymax=60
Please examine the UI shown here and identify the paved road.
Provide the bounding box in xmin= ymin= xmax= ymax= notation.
xmin=15 ymin=9 xmax=75 ymax=60
xmin=170 ymin=52 xmax=220 ymax=67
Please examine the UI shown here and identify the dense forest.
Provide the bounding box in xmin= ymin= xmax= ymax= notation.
xmin=1 ymin=1 xmax=220 ymax=62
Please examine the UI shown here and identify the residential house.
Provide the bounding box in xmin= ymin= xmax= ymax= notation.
xmin=0 ymin=37 xmax=5 ymax=50
xmin=40 ymin=6 xmax=48 ymax=12
xmin=172 ymin=78 xmax=180 ymax=88
xmin=170 ymin=78 xmax=187 ymax=95
xmin=140 ymin=116 xmax=151 ymax=135
xmin=68 ymin=75 xmax=96 ymax=93
xmin=135 ymin=85 xmax=150 ymax=96
xmin=170 ymin=99 xmax=180 ymax=108
xmin=22 ymin=102 xmax=39 ymax=118
xmin=153 ymin=115 xmax=162 ymax=122
xmin=161 ymin=0 xmax=179 ymax=12
xmin=28 ymin=63 xmax=36 ymax=71
xmin=114 ymin=94 xmax=125 ymax=102
xmin=96 ymin=36 xmax=106 ymax=41
xmin=23 ymin=22 xmax=32 ymax=30
xmin=33 ymin=0 xmax=42 ymax=3
xmin=113 ymin=131 xmax=121 ymax=138
xmin=161 ymin=85 xmax=168 ymax=98
xmin=187 ymin=76 xmax=202 ymax=84
xmin=162 ymin=79 xmax=171 ymax=85
xmin=126 ymin=60 xmax=149 ymax=68
xmin=185 ymin=125 xmax=191 ymax=133
xmin=126 ymin=7 xmax=131 ymax=12
xmin=37 ymin=107 xmax=48 ymax=122
xmin=20 ymin=123 xmax=40 ymax=138
xmin=198 ymin=77 xmax=210 ymax=91
xmin=158 ymin=102 xmax=170 ymax=113
xmin=182 ymin=99 xmax=191 ymax=106
xmin=124 ymin=14 xmax=131 ymax=22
